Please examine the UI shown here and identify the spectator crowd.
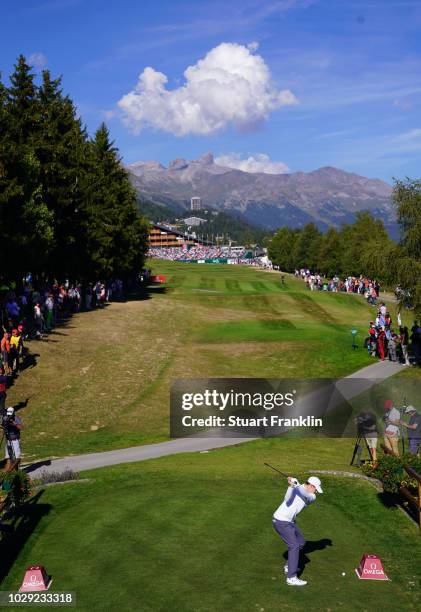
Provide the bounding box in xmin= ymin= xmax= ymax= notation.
xmin=148 ymin=246 xmax=242 ymax=261
xmin=295 ymin=268 xmax=381 ymax=302
xmin=0 ymin=279 xmax=126 ymax=399
xmin=292 ymin=269 xmax=421 ymax=367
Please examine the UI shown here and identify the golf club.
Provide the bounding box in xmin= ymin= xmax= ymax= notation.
xmin=264 ymin=462 xmax=289 ymax=477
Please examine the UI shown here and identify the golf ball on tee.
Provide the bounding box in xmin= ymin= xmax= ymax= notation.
xmin=342 ymin=572 xmax=346 ymax=576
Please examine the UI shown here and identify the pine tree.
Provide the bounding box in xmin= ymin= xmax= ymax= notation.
xmin=293 ymin=223 xmax=322 ymax=270
xmin=36 ymin=70 xmax=90 ymax=279
xmin=393 ymin=179 xmax=421 ymax=316
xmin=1 ymin=56 xmax=53 ymax=281
xmin=267 ymin=227 xmax=298 ymax=271
xmin=316 ymin=227 xmax=341 ymax=277
xmin=84 ymin=123 xmax=149 ymax=279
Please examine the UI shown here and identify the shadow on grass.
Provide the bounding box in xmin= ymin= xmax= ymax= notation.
xmin=23 ymin=460 xmax=52 ymax=475
xmin=6 ymin=282 xmax=160 ymax=397
xmin=0 ymin=490 xmax=52 ymax=585
xmin=124 ymin=284 xmax=167 ymax=301
xmin=282 ymin=538 xmax=333 ymax=573
xmin=377 ymin=491 xmax=419 ymax=525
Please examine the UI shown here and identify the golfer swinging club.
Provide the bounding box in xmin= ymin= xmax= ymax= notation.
xmin=272 ymin=475 xmax=323 ymax=586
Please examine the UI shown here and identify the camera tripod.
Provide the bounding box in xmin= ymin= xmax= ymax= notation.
xmin=350 ymin=435 xmax=373 ymax=466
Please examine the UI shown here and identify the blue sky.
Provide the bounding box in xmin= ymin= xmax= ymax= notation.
xmin=1 ymin=0 xmax=421 ymax=182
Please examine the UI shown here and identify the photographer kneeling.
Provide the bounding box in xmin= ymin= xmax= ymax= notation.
xmin=2 ymin=406 xmax=23 ymax=471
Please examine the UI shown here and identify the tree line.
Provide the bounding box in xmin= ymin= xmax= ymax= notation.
xmin=268 ymin=190 xmax=421 ymax=317
xmin=0 ymin=55 xmax=149 ymax=285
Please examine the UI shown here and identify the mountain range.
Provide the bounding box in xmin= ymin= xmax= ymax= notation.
xmin=128 ymin=153 xmax=396 ymax=235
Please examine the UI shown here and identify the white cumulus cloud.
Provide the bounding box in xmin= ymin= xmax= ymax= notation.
xmin=215 ymin=153 xmax=290 ymax=174
xmin=118 ymin=42 xmax=297 ymax=136
xmin=28 ymin=52 xmax=48 ymax=69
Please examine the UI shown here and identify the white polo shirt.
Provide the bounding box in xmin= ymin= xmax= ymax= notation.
xmin=385 ymin=407 xmax=400 ymax=437
xmin=273 ymin=484 xmax=316 ymax=523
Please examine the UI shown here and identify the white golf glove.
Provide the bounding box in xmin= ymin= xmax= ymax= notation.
xmin=288 ymin=477 xmax=299 ymax=487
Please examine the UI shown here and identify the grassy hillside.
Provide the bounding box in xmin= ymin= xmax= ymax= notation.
xmin=6 ymin=262 xmax=407 ymax=461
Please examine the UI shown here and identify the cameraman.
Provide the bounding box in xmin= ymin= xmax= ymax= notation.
xmin=2 ymin=407 xmax=23 ymax=470
xmin=355 ymin=411 xmax=378 ymax=462
xmin=400 ymin=406 xmax=421 ymax=456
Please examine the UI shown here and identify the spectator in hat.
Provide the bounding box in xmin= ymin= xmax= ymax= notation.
xmin=400 ymin=406 xmax=421 ymax=455
xmin=9 ymin=329 xmax=22 ymax=373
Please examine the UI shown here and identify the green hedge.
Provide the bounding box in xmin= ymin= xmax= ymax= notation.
xmin=1 ymin=469 xmax=32 ymax=507
xmin=362 ymin=453 xmax=421 ymax=494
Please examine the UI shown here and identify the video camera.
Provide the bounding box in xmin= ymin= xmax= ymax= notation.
xmin=1 ymin=413 xmax=15 ymax=437
xmin=354 ymin=411 xmax=378 ymax=436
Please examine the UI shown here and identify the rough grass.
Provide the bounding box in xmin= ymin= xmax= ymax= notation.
xmin=1 ymin=440 xmax=419 ymax=611
xmin=6 ymin=262 xmax=413 ymax=461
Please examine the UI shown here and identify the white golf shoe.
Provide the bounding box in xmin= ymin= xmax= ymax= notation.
xmin=286 ymin=576 xmax=307 ymax=586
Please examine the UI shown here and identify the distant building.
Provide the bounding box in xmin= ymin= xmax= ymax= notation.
xmin=184 ymin=216 xmax=207 ymax=226
xmin=191 ymin=197 xmax=202 ymax=211
xmin=148 ymin=224 xmax=212 ymax=248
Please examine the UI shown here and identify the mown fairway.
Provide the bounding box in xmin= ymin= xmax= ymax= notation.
xmin=7 ymin=261 xmax=408 ymax=461
xmin=1 ymin=441 xmax=419 ymax=611
xmin=3 ymin=262 xmax=420 ymax=611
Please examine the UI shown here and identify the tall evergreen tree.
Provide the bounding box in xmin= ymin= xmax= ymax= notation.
xmin=267 ymin=227 xmax=298 ymax=271
xmin=317 ymin=227 xmax=341 ymax=277
xmin=1 ymin=56 xmax=53 ymax=281
xmin=36 ymin=70 xmax=89 ymax=279
xmin=393 ymin=179 xmax=421 ymax=316
xmin=293 ymin=223 xmax=322 ymax=270
xmin=84 ymin=124 xmax=149 ymax=279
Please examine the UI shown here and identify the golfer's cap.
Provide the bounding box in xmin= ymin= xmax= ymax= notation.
xmin=6 ymin=407 xmax=14 ymax=415
xmin=405 ymin=405 xmax=417 ymax=413
xmin=308 ymin=476 xmax=323 ymax=493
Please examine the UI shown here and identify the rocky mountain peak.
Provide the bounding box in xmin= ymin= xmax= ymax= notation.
xmin=195 ymin=152 xmax=214 ymax=165
xmin=168 ymin=158 xmax=189 ymax=171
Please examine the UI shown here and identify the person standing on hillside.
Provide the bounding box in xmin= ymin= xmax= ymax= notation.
xmin=44 ymin=294 xmax=54 ymax=332
xmin=399 ymin=326 xmax=411 ymax=366
xmin=1 ymin=332 xmax=11 ymax=375
xmin=272 ymin=475 xmax=323 ymax=587
xmin=411 ymin=321 xmax=421 ymax=365
xmin=377 ymin=327 xmax=386 ymax=361
xmin=383 ymin=399 xmax=401 ymax=456
xmin=400 ymin=406 xmax=421 ymax=455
